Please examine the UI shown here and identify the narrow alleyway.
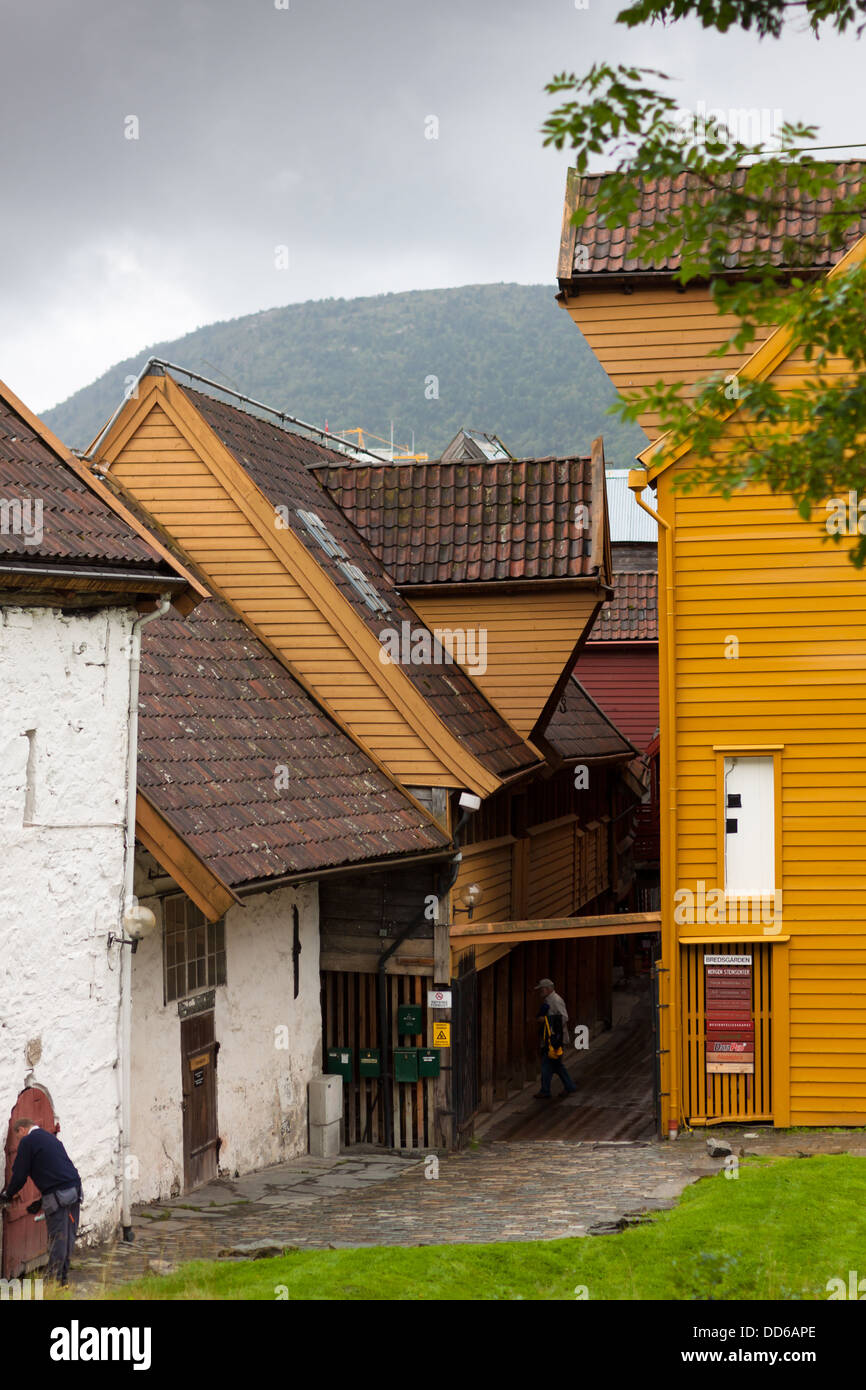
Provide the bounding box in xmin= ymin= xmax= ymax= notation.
xmin=476 ymin=977 xmax=656 ymax=1143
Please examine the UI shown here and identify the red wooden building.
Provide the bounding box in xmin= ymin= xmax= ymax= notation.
xmin=577 ymin=471 xmax=660 ymax=895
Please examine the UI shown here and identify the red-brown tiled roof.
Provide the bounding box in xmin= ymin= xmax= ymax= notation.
xmin=312 ymin=457 xmax=598 ymax=586
xmin=564 ymin=163 xmax=866 ymax=279
xmin=589 ymin=571 xmax=657 ymax=642
xmin=537 ymin=676 xmax=637 ymax=762
xmin=138 ymin=596 xmax=450 ymax=889
xmin=180 ymin=384 xmax=539 ymax=780
xmin=0 ymin=395 xmax=175 ymax=574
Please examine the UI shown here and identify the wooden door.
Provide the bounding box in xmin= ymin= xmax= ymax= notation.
xmin=181 ymin=1013 xmax=219 ymax=1190
xmin=2 ymin=1086 xmax=57 ymax=1278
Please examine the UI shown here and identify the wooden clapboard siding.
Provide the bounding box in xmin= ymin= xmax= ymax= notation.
xmin=578 ymin=645 xmax=659 ymax=750
xmin=106 ymin=388 xmax=479 ymax=789
xmin=454 ymin=816 xmax=613 ymax=939
xmin=560 ymin=284 xmax=775 ymax=437
xmin=411 ymin=590 xmax=598 ymax=734
xmin=527 ymin=821 xmax=576 ymax=918
xmin=659 ymin=323 xmax=866 ymax=1125
xmin=455 ymin=837 xmax=514 ymax=924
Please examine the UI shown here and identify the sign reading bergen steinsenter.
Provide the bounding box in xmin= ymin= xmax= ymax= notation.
xmin=704 ymin=954 xmax=755 ymax=1077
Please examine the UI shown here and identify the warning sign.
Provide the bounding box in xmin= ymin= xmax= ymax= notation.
xmin=432 ymin=1022 xmax=451 ymax=1047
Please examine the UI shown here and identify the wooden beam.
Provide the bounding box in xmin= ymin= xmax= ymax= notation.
xmin=319 ymin=950 xmax=435 ymax=975
xmin=451 ymin=911 xmax=661 ymax=947
xmin=136 ymin=793 xmax=238 ymax=922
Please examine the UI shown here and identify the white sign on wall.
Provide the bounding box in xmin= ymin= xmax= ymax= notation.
xmin=427 ymin=989 xmax=452 ymax=1009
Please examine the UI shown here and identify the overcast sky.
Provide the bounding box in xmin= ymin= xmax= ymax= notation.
xmin=1 ymin=0 xmax=864 ymax=412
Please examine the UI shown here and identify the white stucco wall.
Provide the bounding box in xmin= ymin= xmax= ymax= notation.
xmin=0 ymin=604 xmax=134 ymax=1244
xmin=130 ymin=872 xmax=321 ymax=1204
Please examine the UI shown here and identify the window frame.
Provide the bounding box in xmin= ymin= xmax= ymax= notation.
xmin=163 ymin=894 xmax=227 ymax=1005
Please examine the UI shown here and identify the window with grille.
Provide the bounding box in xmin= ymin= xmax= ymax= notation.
xmin=164 ymin=896 xmax=227 ymax=1004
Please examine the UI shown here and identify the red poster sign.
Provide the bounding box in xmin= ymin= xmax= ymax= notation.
xmin=704 ymin=954 xmax=754 ymax=1075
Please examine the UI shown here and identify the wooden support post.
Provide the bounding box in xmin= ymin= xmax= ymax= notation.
xmin=597 ymin=936 xmax=613 ymax=1029
xmin=433 ymin=915 xmax=452 ymax=1150
xmin=494 ymin=957 xmax=509 ymax=1102
xmin=480 ymin=966 xmax=494 ymax=1111
xmin=510 ymin=943 xmax=525 ymax=1089
xmin=347 ymin=971 xmax=357 ymax=1143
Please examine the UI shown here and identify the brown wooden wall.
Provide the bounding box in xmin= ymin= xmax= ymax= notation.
xmin=318 ymin=863 xmax=440 ymax=975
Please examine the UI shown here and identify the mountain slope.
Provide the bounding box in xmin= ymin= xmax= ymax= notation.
xmin=44 ymin=283 xmax=647 ymax=464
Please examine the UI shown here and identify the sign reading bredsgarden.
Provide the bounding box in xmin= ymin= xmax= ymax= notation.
xmin=704 ymin=954 xmax=754 ymax=1076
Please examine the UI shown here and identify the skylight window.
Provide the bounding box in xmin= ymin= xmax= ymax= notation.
xmin=296 ymin=509 xmax=347 ymax=558
xmin=336 ymin=560 xmax=391 ymax=614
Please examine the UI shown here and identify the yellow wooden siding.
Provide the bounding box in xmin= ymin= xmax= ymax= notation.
xmin=660 ymin=383 xmax=866 ymax=1124
xmin=110 ymin=402 xmax=458 ymax=786
xmin=412 ymin=591 xmax=597 ymax=735
xmin=561 ymin=285 xmax=774 ymax=437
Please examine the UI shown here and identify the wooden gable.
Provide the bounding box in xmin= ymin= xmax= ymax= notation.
xmin=93 ymin=374 xmax=531 ymax=796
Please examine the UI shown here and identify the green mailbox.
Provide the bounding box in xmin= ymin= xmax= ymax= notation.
xmin=394 ymin=1047 xmax=419 ymax=1082
xmin=359 ymin=1048 xmax=381 ymax=1078
xmin=326 ymin=1045 xmax=353 ymax=1081
xmin=397 ymin=1003 xmax=422 ymax=1036
xmin=418 ymin=1049 xmax=441 ymax=1078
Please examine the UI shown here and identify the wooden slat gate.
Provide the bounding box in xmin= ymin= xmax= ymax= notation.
xmin=452 ymin=949 xmax=478 ymax=1140
xmin=322 ymin=970 xmax=435 ymax=1149
xmin=650 ymin=940 xmax=665 ymax=1138
xmin=680 ymin=941 xmax=773 ymax=1123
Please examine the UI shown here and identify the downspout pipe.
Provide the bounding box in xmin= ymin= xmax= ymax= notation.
xmin=629 ymin=469 xmax=679 ymax=1135
xmin=377 ymin=806 xmax=472 ymax=1150
xmin=119 ymin=594 xmax=172 ymax=1239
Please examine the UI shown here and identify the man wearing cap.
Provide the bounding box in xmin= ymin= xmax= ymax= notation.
xmin=534 ymin=979 xmax=578 ymax=1099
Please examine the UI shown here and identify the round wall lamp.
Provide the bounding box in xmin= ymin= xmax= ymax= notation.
xmin=108 ymin=903 xmax=157 ymax=953
xmin=454 ymin=883 xmax=483 ymax=920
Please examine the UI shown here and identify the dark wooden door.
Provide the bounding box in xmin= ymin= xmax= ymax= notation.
xmin=181 ymin=1013 xmax=219 ymax=1190
xmin=2 ymin=1086 xmax=57 ymax=1278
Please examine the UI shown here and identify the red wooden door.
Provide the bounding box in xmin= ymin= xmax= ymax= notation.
xmin=2 ymin=1086 xmax=58 ymax=1278
xmin=181 ymin=1013 xmax=219 ymax=1190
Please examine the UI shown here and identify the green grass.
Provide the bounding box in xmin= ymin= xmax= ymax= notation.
xmin=74 ymin=1153 xmax=866 ymax=1302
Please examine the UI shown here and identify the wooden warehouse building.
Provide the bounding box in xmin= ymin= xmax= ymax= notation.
xmin=89 ymin=368 xmax=655 ymax=1150
xmin=558 ymin=161 xmax=866 ymax=1130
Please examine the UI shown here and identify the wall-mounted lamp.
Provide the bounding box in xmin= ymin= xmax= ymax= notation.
xmin=108 ymin=903 xmax=157 ymax=954
xmin=453 ymin=882 xmax=483 ymax=921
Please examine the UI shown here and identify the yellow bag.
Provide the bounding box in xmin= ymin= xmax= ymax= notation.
xmin=543 ymin=1016 xmax=563 ymax=1059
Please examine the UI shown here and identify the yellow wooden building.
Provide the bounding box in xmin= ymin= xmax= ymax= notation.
xmin=558 ymin=165 xmax=866 ymax=1130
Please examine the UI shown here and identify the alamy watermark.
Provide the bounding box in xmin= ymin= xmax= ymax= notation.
xmin=0 ymin=497 xmax=43 ymax=547
xmin=674 ymin=880 xmax=782 ymax=932
xmin=378 ymin=620 xmax=487 ymax=676
xmin=1 ymin=1276 xmax=43 ymax=1300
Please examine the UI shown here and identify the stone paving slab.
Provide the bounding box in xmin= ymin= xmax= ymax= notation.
xmin=66 ymin=1126 xmax=866 ymax=1296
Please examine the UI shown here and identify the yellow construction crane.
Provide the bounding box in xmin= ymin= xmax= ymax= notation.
xmin=335 ymin=426 xmax=428 ymax=461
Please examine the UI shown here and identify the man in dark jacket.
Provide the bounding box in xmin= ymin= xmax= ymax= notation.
xmin=1 ymin=1118 xmax=82 ymax=1284
xmin=535 ymin=980 xmax=578 ymax=1099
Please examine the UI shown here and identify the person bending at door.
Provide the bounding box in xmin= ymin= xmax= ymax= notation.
xmin=534 ymin=978 xmax=578 ymax=1099
xmin=0 ymin=1117 xmax=82 ymax=1285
